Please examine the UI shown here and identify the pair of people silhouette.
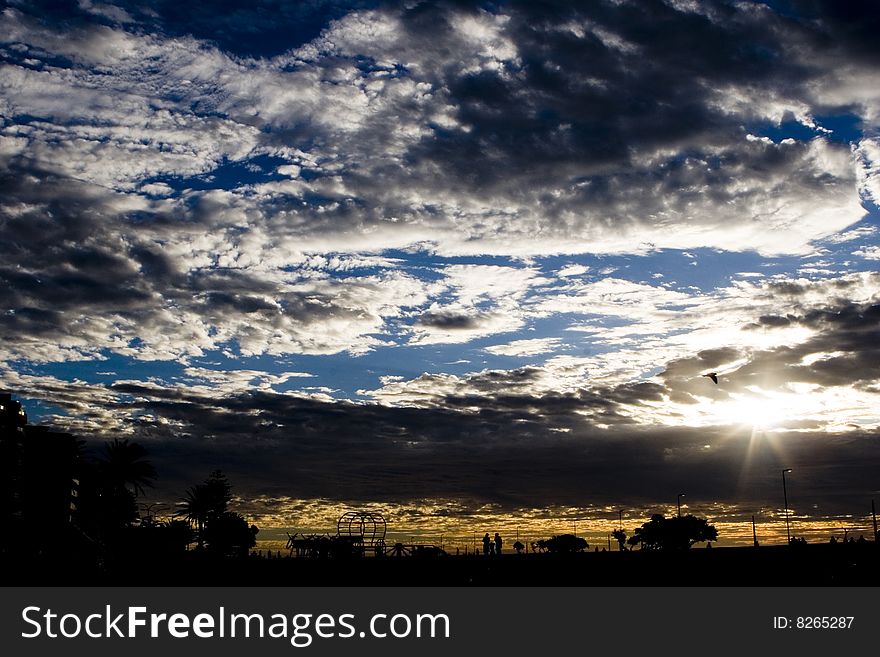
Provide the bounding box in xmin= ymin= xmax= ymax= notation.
xmin=482 ymin=532 xmax=502 ymax=555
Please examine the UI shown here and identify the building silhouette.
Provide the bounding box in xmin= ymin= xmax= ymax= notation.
xmin=1 ymin=393 xmax=80 ymax=556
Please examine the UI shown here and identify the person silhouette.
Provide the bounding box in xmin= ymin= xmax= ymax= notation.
xmin=494 ymin=532 xmax=502 ymax=555
xmin=482 ymin=532 xmax=491 ymax=556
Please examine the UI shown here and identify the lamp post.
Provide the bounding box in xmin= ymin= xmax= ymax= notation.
xmin=140 ymin=502 xmax=168 ymax=522
xmin=618 ymin=509 xmax=623 ymax=531
xmin=872 ymin=499 xmax=877 ymax=543
xmin=677 ymin=493 xmax=685 ymax=518
xmin=782 ymin=469 xmax=792 ymax=545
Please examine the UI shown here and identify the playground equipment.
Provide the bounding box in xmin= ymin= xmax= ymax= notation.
xmin=338 ymin=510 xmax=387 ymax=552
xmin=285 ymin=510 xmax=446 ymax=558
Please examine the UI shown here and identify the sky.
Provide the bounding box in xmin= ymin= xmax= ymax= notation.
xmin=1 ymin=0 xmax=879 ymax=547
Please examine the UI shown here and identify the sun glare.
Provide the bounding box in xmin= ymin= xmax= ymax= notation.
xmin=715 ymin=393 xmax=781 ymax=429
xmin=644 ymin=382 xmax=876 ymax=433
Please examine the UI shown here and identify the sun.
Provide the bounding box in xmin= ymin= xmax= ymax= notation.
xmin=714 ymin=392 xmax=783 ymax=430
xmin=710 ymin=385 xmax=835 ymax=431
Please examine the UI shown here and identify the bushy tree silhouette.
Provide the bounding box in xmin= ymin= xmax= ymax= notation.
xmin=629 ymin=514 xmax=717 ymax=550
xmin=134 ymin=517 xmax=194 ymax=556
xmin=176 ymin=471 xmax=257 ymax=555
xmin=202 ymin=512 xmax=258 ymax=557
xmin=536 ymin=534 xmax=589 ymax=553
xmin=612 ymin=528 xmax=627 ymax=551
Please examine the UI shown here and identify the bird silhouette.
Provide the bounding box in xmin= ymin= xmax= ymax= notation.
xmin=702 ymin=372 xmax=718 ymax=384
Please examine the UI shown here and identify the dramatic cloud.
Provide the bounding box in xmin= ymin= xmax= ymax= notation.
xmin=3 ymin=1 xmax=879 ymax=362
xmin=2 ymin=1 xmax=879 ymax=539
xmin=4 ymin=341 xmax=878 ymax=522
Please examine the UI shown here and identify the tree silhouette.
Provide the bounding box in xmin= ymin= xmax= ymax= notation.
xmin=134 ymin=517 xmax=194 ymax=556
xmin=629 ymin=514 xmax=718 ymax=550
xmin=537 ymin=534 xmax=589 ymax=553
xmin=176 ymin=471 xmax=231 ymax=528
xmin=77 ymin=438 xmax=155 ymax=540
xmin=176 ymin=484 xmax=213 ymax=548
xmin=612 ymin=528 xmax=627 ymax=551
xmin=202 ymin=512 xmax=258 ymax=557
xmin=175 ymin=471 xmax=255 ymax=554
xmin=97 ymin=439 xmax=157 ymax=497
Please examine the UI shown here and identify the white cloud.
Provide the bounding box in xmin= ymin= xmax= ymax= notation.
xmin=557 ymin=264 xmax=590 ymax=277
xmin=485 ymin=338 xmax=562 ymax=357
xmin=853 ymin=245 xmax=880 ymax=260
xmin=825 ymin=225 xmax=877 ymax=244
xmin=77 ymin=1 xmax=134 ymax=24
xmin=854 ymin=138 xmax=880 ymax=208
xmin=409 ymin=265 xmax=549 ymax=345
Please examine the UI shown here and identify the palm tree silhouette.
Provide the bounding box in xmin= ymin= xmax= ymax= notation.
xmin=75 ymin=438 xmax=155 ymax=535
xmin=97 ymin=439 xmax=157 ymax=497
xmin=175 ymin=471 xmax=232 ymax=549
xmin=176 ymin=484 xmax=213 ymax=549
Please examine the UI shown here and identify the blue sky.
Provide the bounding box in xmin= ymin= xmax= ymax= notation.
xmin=1 ymin=0 xmax=879 ymax=539
xmin=16 ymin=224 xmax=880 ymax=404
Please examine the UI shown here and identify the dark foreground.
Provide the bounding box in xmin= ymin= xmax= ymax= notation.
xmin=3 ymin=543 xmax=878 ymax=586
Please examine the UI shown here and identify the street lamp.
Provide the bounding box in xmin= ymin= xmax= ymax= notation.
xmin=782 ymin=469 xmax=792 ymax=545
xmin=140 ymin=502 xmax=168 ymax=522
xmin=677 ymin=493 xmax=685 ymax=518
xmin=618 ymin=509 xmax=623 ymax=531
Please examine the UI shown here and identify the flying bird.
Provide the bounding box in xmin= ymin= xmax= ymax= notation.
xmin=702 ymin=372 xmax=718 ymax=384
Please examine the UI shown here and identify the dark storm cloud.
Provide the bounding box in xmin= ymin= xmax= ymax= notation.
xmin=763 ymin=278 xmax=862 ymax=299
xmin=0 ymin=165 xmax=430 ymax=359
xmin=16 ymin=360 xmax=653 ymax=501
xmin=202 ymin=291 xmax=279 ymax=315
xmin=748 ymin=314 xmax=795 ymax=328
xmin=127 ymin=244 xmax=183 ymax=284
xmin=28 ymin=379 xmax=873 ymax=516
xmin=417 ymin=311 xmax=481 ymax=329
xmin=362 ymin=0 xmax=868 ymax=198
xmin=6 ymin=288 xmax=878 ymax=513
xmin=790 ymin=0 xmax=880 ymax=65
xmin=397 ymin=0 xmax=784 ymax=190
xmin=760 ymin=302 xmax=880 ymax=389
xmin=0 ymin=307 xmax=66 ymax=337
xmin=0 ymin=172 xmax=162 ymax=355
xmin=266 ymin=0 xmax=871 ymax=256
xmin=425 ymin=368 xmax=666 ymax=426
